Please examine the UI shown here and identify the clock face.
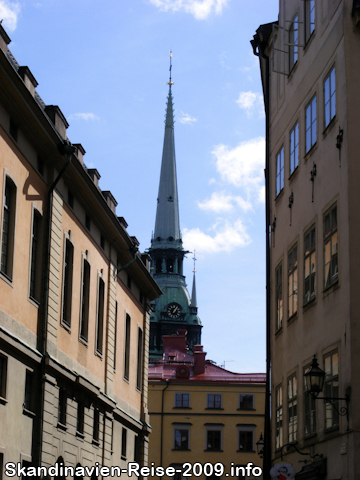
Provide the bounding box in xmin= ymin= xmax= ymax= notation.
xmin=167 ymin=303 xmax=182 ymax=318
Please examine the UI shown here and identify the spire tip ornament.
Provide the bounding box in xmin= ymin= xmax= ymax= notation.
xmin=167 ymin=50 xmax=174 ymax=86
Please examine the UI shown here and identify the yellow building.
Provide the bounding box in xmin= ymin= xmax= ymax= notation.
xmin=0 ymin=23 xmax=161 ymax=476
xmin=148 ymin=331 xmax=265 ymax=480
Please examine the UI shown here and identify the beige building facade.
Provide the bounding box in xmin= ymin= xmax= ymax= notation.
xmin=0 ymin=24 xmax=161 ymax=478
xmin=253 ymin=0 xmax=360 ymax=478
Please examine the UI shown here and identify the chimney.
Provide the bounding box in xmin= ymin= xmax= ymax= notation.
xmin=0 ymin=24 xmax=11 ymax=54
xmin=87 ymin=168 xmax=101 ymax=187
xmin=73 ymin=143 xmax=86 ymax=164
xmin=18 ymin=66 xmax=38 ymax=97
xmin=193 ymin=345 xmax=206 ymax=375
xmin=102 ymin=191 xmax=118 ymax=214
xmin=162 ymin=330 xmax=188 ymax=354
xmin=118 ymin=217 xmax=128 ymax=229
xmin=44 ymin=105 xmax=69 ymax=140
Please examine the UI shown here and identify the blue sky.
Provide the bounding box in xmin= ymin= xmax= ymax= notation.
xmin=1 ymin=0 xmax=278 ymax=372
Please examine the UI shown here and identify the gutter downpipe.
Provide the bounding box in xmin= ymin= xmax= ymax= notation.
xmin=251 ymin=34 xmax=271 ymax=479
xmin=160 ymin=379 xmax=170 ymax=466
xmin=35 ymin=141 xmax=75 ymax=468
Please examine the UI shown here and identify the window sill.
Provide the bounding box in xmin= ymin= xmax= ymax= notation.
xmin=237 ymin=450 xmax=255 ymax=453
xmin=322 ymin=278 xmax=339 ymax=299
xmin=172 ymin=449 xmax=191 ymax=452
xmin=95 ymin=350 xmax=103 ymax=360
xmin=304 ymin=142 xmax=318 ymax=162
xmin=23 ymin=407 xmax=36 ymax=418
xmin=123 ymin=376 xmax=130 ymax=384
xmin=324 ymin=425 xmax=339 ymax=434
xmin=323 ymin=116 xmax=337 ymax=137
xmin=205 ymin=449 xmax=223 ymax=452
xmin=237 ymin=408 xmax=256 ymax=411
xmin=92 ymin=439 xmax=100 ymax=447
xmin=57 ymin=422 xmax=67 ymax=431
xmin=79 ymin=336 xmax=89 ymax=347
xmin=303 ymin=31 xmax=315 ymax=52
xmin=0 ymin=396 xmax=8 ymax=405
xmin=288 ymin=166 xmax=299 ymax=183
xmin=60 ymin=321 xmax=71 ymax=333
xmin=304 ymin=432 xmax=317 ymax=441
xmin=205 ymin=408 xmax=224 ymax=411
xmin=121 ymin=455 xmax=127 ymax=461
xmin=287 ymin=60 xmax=298 ymax=80
xmin=287 ymin=312 xmax=298 ymax=325
xmin=28 ymin=296 xmax=40 ymax=308
xmin=303 ymin=296 xmax=316 ymax=312
xmin=0 ymin=272 xmax=13 ymax=287
xmin=275 ymin=326 xmax=283 ymax=337
xmin=173 ymin=407 xmax=192 ymax=410
xmin=76 ymin=431 xmax=85 ymax=440
xmin=275 ymin=188 xmax=285 ymax=203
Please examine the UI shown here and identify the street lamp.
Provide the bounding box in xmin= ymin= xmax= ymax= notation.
xmin=303 ymin=355 xmax=350 ymax=427
xmin=304 ymin=356 xmax=325 ymax=397
xmin=256 ymin=433 xmax=264 ymax=458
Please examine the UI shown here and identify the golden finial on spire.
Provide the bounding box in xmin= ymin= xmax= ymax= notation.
xmin=167 ymin=50 xmax=174 ymax=86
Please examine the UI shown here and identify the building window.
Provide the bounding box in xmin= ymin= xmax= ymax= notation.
xmin=239 ymin=394 xmax=254 ymax=410
xmin=290 ymin=122 xmax=299 ymax=175
xmin=124 ymin=314 xmax=131 ymax=381
xmin=304 ymin=365 xmax=316 ymax=436
xmin=96 ymin=277 xmax=105 ymax=355
xmin=0 ymin=355 xmax=8 ymax=399
xmin=288 ymin=244 xmax=298 ymax=318
xmin=289 ymin=14 xmax=299 ymax=71
xmin=136 ymin=327 xmax=143 ymax=391
xmin=29 ymin=210 xmax=43 ymax=302
xmin=77 ymin=401 xmax=84 ymax=435
xmin=121 ymin=427 xmax=127 ymax=459
xmin=61 ymin=238 xmax=74 ymax=327
xmin=58 ymin=388 xmax=67 ymax=427
xmin=174 ymin=426 xmax=190 ymax=450
xmin=175 ymin=393 xmax=190 ymax=408
xmin=1 ymin=176 xmax=16 ymax=280
xmin=304 ymin=225 xmax=316 ymax=304
xmin=275 ymin=262 xmax=283 ymax=331
xmin=80 ymin=258 xmax=91 ymax=341
xmin=206 ymin=427 xmax=222 ymax=451
xmin=324 ymin=204 xmax=338 ymax=289
xmin=288 ymin=374 xmax=297 ymax=443
xmin=275 ymin=385 xmax=283 ymax=449
xmin=114 ymin=301 xmax=118 ymax=371
xmin=324 ymin=350 xmax=339 ymax=429
xmin=305 ymin=95 xmax=317 ymax=153
xmin=305 ymin=0 xmax=315 ymax=42
xmin=207 ymin=394 xmax=222 ymax=409
xmin=276 ymin=146 xmax=284 ymax=196
xmin=93 ymin=408 xmax=100 ymax=443
xmin=324 ymin=66 xmax=336 ymax=128
xmin=24 ymin=370 xmax=35 ymax=413
xmin=238 ymin=426 xmax=254 ymax=452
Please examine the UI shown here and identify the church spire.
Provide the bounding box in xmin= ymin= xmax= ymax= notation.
xmin=191 ymin=251 xmax=198 ymax=309
xmin=153 ymin=51 xmax=181 ymax=247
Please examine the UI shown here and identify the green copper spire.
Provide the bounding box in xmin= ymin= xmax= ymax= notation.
xmin=153 ymin=58 xmax=181 ymax=246
xmin=149 ymin=53 xmax=202 ymax=359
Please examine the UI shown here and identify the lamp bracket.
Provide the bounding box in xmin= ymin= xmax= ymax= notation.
xmin=281 ymin=443 xmax=311 ymax=461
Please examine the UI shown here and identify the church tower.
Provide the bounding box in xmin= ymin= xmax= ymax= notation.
xmin=149 ymin=55 xmax=202 ymax=358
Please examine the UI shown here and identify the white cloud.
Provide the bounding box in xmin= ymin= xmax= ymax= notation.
xmin=149 ymin=0 xmax=228 ymax=20
xmin=212 ymin=137 xmax=265 ymax=200
xmin=236 ymin=91 xmax=264 ymax=118
xmin=0 ymin=1 xmax=20 ymax=32
xmin=179 ymin=112 xmax=197 ymax=124
xmin=183 ymin=219 xmax=251 ymax=254
xmin=198 ymin=191 xmax=253 ymax=213
xmin=69 ymin=113 xmax=99 ymax=121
